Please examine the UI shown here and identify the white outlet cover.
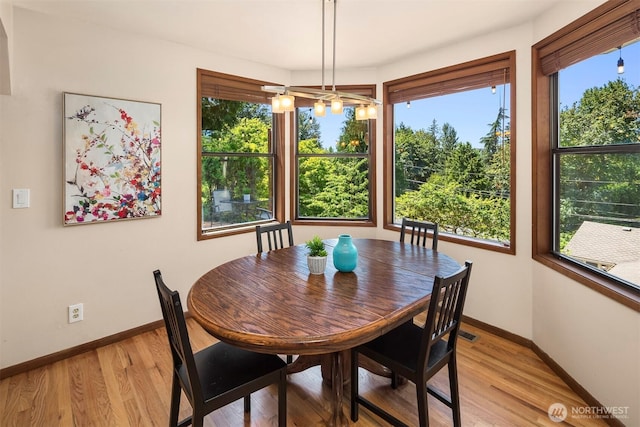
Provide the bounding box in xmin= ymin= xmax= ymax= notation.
xmin=68 ymin=303 xmax=83 ymax=323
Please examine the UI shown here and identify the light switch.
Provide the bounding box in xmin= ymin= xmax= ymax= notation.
xmin=12 ymin=189 xmax=30 ymax=208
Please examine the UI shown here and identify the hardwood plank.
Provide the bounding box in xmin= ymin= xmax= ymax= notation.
xmin=67 ymin=350 xmax=117 ymax=427
xmin=96 ymin=343 xmax=134 ymax=427
xmin=0 ymin=319 xmax=610 ymax=426
xmin=51 ymin=359 xmax=74 ymax=426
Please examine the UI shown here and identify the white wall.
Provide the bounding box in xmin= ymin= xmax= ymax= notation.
xmin=0 ymin=3 xmax=637 ymax=425
xmin=0 ymin=6 xmax=295 ymax=367
xmin=529 ymin=1 xmax=640 ymax=424
xmin=376 ymin=21 xmax=536 ymax=341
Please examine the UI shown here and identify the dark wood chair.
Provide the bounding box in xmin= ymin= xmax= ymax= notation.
xmin=350 ymin=261 xmax=473 ymax=427
xmin=153 ymin=270 xmax=287 ymax=427
xmin=255 ymin=220 xmax=294 ymax=253
xmin=400 ymin=217 xmax=439 ymax=250
xmin=255 ymin=221 xmax=295 ymax=364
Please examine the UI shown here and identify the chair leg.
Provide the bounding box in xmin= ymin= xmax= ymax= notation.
xmin=350 ymin=351 xmax=359 ymax=422
xmin=286 ymin=355 xmax=293 ymax=363
xmin=448 ymin=356 xmax=462 ymax=427
xmin=169 ymin=374 xmax=181 ymax=427
xmin=191 ymin=409 xmax=204 ymax=427
xmin=244 ymin=395 xmax=251 ymax=413
xmin=278 ymin=369 xmax=287 ymax=427
xmin=416 ymin=380 xmax=429 ymax=427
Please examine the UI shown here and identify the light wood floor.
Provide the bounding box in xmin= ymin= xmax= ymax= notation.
xmin=0 ymin=320 xmax=607 ymax=426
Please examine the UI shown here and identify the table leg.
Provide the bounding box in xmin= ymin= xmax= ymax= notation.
xmin=320 ymin=352 xmax=406 ymax=387
xmin=286 ymin=354 xmax=322 ymax=374
xmin=328 ymin=351 xmax=349 ymax=427
xmin=287 ymin=352 xmax=405 ymax=426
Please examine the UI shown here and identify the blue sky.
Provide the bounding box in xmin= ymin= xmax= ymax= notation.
xmin=314 ymin=40 xmax=639 ymax=149
xmin=560 ymin=42 xmax=639 ymax=106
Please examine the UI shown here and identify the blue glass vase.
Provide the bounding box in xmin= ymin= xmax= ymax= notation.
xmin=333 ymin=234 xmax=358 ymax=272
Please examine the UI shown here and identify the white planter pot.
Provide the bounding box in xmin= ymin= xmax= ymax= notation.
xmin=307 ymin=256 xmax=327 ymax=275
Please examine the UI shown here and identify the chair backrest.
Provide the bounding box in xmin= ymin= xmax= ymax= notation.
xmin=213 ymin=189 xmax=232 ymax=212
xmin=419 ymin=261 xmax=472 ymax=368
xmin=153 ymin=270 xmax=203 ymax=403
xmin=255 ymin=221 xmax=294 ymax=253
xmin=400 ymin=217 xmax=439 ymax=250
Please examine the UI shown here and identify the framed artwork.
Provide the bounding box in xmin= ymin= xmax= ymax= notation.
xmin=63 ymin=93 xmax=161 ymax=225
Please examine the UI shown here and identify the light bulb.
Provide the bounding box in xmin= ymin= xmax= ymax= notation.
xmin=617 ymin=46 xmax=624 ymax=74
xmin=280 ymin=94 xmax=295 ymax=112
xmin=271 ymin=96 xmax=283 ymax=113
xmin=331 ymin=98 xmax=343 ymax=114
xmin=314 ymin=101 xmax=326 ymax=117
xmin=355 ymin=106 xmax=367 ymax=120
xmin=366 ymin=104 xmax=377 ymax=119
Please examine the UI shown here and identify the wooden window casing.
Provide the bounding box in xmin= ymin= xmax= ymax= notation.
xmin=383 ymin=51 xmax=516 ymax=254
xmin=532 ymin=0 xmax=640 ymax=311
xmin=197 ymin=69 xmax=285 ymax=240
xmin=290 ymin=84 xmax=377 ymax=227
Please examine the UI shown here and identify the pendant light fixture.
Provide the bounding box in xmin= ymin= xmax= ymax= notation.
xmin=617 ymin=46 xmax=625 ymax=74
xmin=263 ymin=0 xmax=380 ymax=119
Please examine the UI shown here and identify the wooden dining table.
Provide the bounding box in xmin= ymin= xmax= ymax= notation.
xmin=187 ymin=238 xmax=462 ymax=426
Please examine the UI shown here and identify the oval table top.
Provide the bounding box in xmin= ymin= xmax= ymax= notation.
xmin=187 ymin=238 xmax=462 ymax=356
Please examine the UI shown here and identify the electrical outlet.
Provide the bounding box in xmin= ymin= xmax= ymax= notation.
xmin=68 ymin=303 xmax=83 ymax=323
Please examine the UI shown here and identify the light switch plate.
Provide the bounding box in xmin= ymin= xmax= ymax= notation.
xmin=12 ymin=189 xmax=30 ymax=208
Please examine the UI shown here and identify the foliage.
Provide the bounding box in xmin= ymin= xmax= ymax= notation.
xmin=393 ymin=111 xmax=512 ymax=243
xmin=298 ymin=107 xmax=371 ymax=218
xmin=298 ymin=110 xmax=321 ymax=141
xmin=200 ymin=98 xmax=273 ymax=224
xmin=305 ymin=236 xmax=327 ymax=257
xmin=199 ymin=73 xmax=638 ymax=246
xmin=395 ymin=175 xmax=510 ymax=243
xmin=558 ymin=79 xmax=640 ymax=234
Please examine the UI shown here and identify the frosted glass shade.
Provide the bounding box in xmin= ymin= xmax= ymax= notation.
xmin=331 ymin=98 xmax=343 ymax=114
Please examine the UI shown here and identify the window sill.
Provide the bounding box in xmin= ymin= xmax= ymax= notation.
xmin=198 ymin=221 xmax=275 ymax=241
xmin=292 ymin=219 xmax=376 ymax=227
xmin=383 ymin=223 xmax=514 ymax=255
xmin=533 ymin=253 xmax=640 ymax=312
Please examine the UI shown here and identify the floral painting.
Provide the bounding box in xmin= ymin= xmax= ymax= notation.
xmin=63 ymin=93 xmax=161 ymax=225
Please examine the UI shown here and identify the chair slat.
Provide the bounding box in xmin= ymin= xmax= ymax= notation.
xmin=153 ymin=270 xmax=287 ymax=427
xmin=399 ymin=218 xmax=439 ymax=250
xmin=351 ymin=261 xmax=473 ymax=427
xmin=256 ymin=221 xmax=293 ymax=253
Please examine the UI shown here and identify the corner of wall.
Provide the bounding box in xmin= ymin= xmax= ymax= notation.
xmin=0 ymin=4 xmax=13 ymax=95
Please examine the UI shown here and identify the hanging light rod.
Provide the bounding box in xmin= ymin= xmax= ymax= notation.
xmin=262 ymin=0 xmax=380 ymax=120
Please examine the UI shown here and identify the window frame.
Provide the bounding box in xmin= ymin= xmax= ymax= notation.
xmin=197 ymin=68 xmax=285 ymax=240
xmin=290 ymin=84 xmax=377 ymax=227
xmin=383 ymin=51 xmax=517 ymax=254
xmin=532 ymin=0 xmax=640 ymax=311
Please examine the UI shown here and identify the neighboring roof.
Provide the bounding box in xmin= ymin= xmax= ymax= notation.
xmin=565 ymin=221 xmax=640 ymax=284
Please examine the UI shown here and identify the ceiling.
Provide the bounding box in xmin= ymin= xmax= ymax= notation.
xmin=11 ymin=0 xmax=562 ymax=71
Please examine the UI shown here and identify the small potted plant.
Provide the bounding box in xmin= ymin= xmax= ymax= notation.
xmin=305 ymin=235 xmax=328 ymax=274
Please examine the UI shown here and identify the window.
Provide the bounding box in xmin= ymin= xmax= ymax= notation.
xmin=383 ymin=52 xmax=516 ymax=253
xmin=293 ymin=85 xmax=376 ymax=225
xmin=197 ymin=69 xmax=284 ymax=240
xmin=533 ymin=0 xmax=640 ymax=309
